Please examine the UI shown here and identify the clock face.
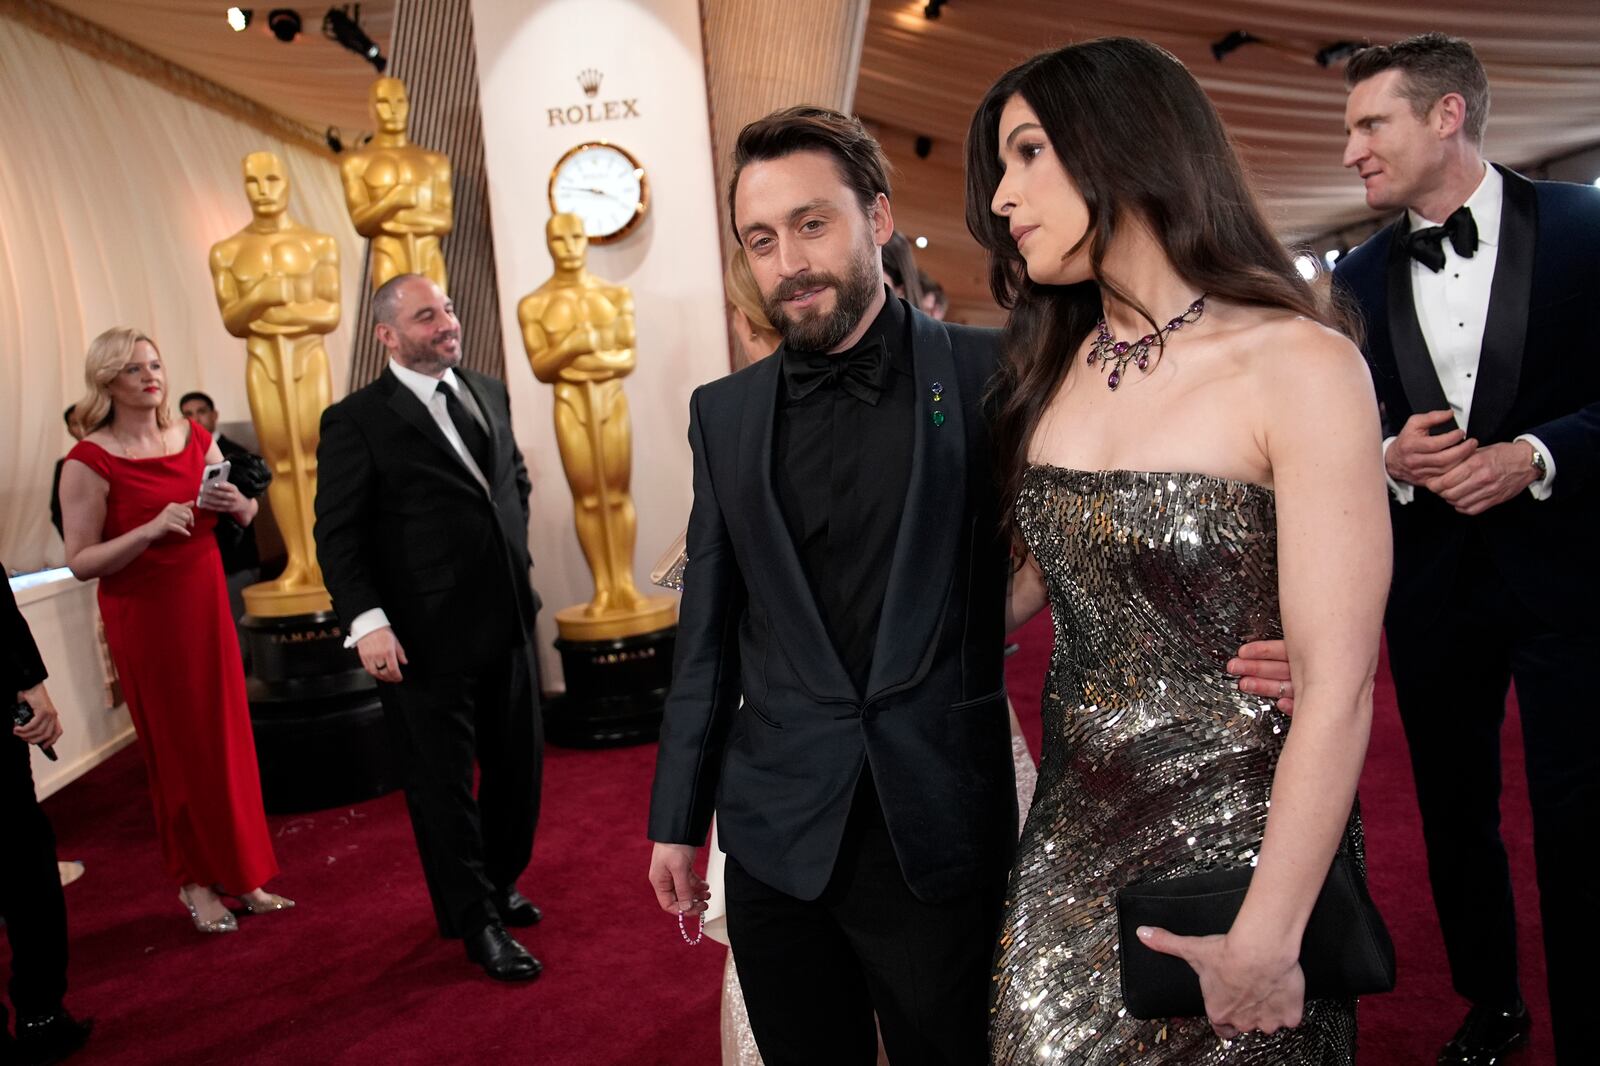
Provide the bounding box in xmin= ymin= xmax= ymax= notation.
xmin=548 ymin=142 xmax=649 ymax=243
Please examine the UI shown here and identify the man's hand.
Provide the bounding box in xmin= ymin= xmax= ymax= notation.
xmin=1427 ymin=440 xmax=1537 ymax=515
xmin=356 ymin=627 xmax=407 ymax=683
xmin=14 ymin=682 xmax=64 ymax=747
xmin=1228 ymin=641 xmax=1295 ymax=714
xmin=1386 ymin=410 xmax=1476 ymax=486
xmin=649 ymin=842 xmax=709 ymax=915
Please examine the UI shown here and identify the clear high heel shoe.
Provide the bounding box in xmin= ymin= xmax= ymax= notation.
xmin=214 ymin=885 xmax=296 ymax=915
xmin=179 ymin=887 xmax=238 ymax=934
xmin=238 ymin=890 xmax=296 ymax=915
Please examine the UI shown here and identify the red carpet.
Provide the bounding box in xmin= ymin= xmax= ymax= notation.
xmin=5 ymin=616 xmax=1553 ymax=1064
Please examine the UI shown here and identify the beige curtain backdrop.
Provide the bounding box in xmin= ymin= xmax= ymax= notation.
xmin=0 ymin=15 xmax=363 ymax=573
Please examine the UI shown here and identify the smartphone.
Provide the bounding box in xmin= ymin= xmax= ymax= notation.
xmin=199 ymin=460 xmax=231 ymax=503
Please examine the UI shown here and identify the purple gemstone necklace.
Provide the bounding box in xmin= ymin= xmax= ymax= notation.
xmin=1086 ymin=294 xmax=1207 ymax=390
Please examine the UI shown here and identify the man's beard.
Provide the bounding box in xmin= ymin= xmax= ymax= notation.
xmin=397 ymin=332 xmax=461 ymax=373
xmin=762 ymin=244 xmax=881 ymax=353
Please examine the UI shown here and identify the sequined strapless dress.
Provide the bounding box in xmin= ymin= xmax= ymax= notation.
xmin=989 ymin=467 xmax=1360 ymax=1065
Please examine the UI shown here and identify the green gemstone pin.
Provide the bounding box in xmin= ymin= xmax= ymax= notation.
xmin=931 ymin=381 xmax=945 ymax=427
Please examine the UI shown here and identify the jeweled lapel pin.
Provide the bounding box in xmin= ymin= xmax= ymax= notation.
xmin=930 ymin=381 xmax=945 ymax=427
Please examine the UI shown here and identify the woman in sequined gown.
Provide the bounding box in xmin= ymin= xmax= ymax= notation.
xmin=964 ymin=40 xmax=1393 ymax=1063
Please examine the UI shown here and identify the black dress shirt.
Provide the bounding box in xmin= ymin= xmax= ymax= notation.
xmin=773 ymin=291 xmax=916 ymax=695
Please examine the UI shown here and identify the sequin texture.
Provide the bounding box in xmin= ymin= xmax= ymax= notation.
xmin=989 ymin=466 xmax=1361 ymax=1064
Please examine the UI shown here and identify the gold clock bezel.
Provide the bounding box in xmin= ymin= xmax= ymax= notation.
xmin=546 ymin=140 xmax=650 ymax=245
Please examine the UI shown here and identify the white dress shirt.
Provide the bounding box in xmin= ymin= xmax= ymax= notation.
xmin=1384 ymin=164 xmax=1555 ymax=504
xmin=344 ymin=358 xmax=493 ymax=648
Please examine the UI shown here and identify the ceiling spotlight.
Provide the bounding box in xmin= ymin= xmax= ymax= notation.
xmin=1211 ymin=30 xmax=1257 ymax=62
xmin=1293 ymin=253 xmax=1319 ymax=281
xmin=324 ymin=7 xmax=387 ymax=72
xmin=924 ymin=0 xmax=947 ymax=19
xmin=267 ymin=8 xmax=301 ymax=42
xmin=1315 ymin=41 xmax=1364 ymax=68
xmin=226 ymin=7 xmax=252 ymax=32
xmin=915 ymin=236 xmax=929 ymax=250
xmin=914 ymin=135 xmax=933 ymax=160
xmin=325 ymin=126 xmax=343 ymax=153
xmin=1322 ymin=248 xmax=1342 ymax=268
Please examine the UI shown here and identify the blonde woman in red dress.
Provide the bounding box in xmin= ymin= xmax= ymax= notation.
xmin=59 ymin=327 xmax=291 ymax=934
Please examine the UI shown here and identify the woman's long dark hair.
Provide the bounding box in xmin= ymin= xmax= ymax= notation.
xmin=964 ymin=37 xmax=1354 ymax=553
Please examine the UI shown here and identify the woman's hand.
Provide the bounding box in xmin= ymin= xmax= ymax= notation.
xmin=198 ymin=478 xmax=248 ymax=517
xmin=142 ymin=502 xmax=195 ymax=542
xmin=1136 ymin=925 xmax=1306 ymax=1040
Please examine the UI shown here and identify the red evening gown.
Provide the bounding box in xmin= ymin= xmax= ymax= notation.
xmin=66 ymin=420 xmax=278 ymax=891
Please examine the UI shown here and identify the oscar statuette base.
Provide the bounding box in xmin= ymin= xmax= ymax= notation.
xmin=240 ymin=612 xmax=399 ymax=813
xmin=241 ymin=580 xmax=332 ymax=619
xmin=547 ymin=621 xmax=676 ymax=748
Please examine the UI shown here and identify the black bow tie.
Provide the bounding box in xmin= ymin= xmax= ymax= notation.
xmin=782 ymin=337 xmax=890 ymax=406
xmin=1402 ymin=206 xmax=1479 ymax=273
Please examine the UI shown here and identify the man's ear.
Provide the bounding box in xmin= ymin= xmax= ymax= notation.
xmin=870 ymin=193 xmax=895 ymax=246
xmin=374 ymin=322 xmax=393 ymax=350
xmin=1433 ymin=92 xmax=1468 ymax=140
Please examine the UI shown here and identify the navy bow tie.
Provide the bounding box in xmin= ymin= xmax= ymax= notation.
xmin=782 ymin=337 xmax=890 ymax=406
xmin=1402 ymin=206 xmax=1479 ymax=273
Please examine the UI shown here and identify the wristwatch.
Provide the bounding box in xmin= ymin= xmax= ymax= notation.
xmin=1529 ymin=444 xmax=1548 ymax=482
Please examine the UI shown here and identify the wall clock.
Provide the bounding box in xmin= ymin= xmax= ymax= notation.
xmin=548 ymin=141 xmax=649 ymax=243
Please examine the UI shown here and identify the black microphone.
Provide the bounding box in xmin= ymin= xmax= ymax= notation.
xmin=12 ymin=699 xmax=58 ymax=761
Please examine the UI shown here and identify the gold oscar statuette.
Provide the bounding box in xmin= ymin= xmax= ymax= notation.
xmin=519 ymin=212 xmax=675 ymax=642
xmin=341 ymin=76 xmax=453 ymax=291
xmin=209 ymin=151 xmax=339 ymax=618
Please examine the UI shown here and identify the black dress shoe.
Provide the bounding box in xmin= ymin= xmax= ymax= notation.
xmin=15 ymin=1009 xmax=94 ymax=1065
xmin=496 ymin=889 xmax=542 ymax=927
xmin=464 ymin=921 xmax=542 ymax=982
xmin=1438 ymin=1000 xmax=1531 ymax=1065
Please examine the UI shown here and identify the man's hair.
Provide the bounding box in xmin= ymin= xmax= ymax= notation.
xmin=178 ymin=391 xmax=214 ymax=411
xmin=728 ymin=106 xmax=892 ymax=236
xmin=1346 ymin=33 xmax=1490 ymax=146
xmin=372 ymin=272 xmax=427 ymax=326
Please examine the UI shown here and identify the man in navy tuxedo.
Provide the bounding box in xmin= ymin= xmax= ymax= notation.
xmin=1335 ymin=33 xmax=1600 ymax=1066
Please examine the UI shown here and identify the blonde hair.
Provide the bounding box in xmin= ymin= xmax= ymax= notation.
xmin=70 ymin=327 xmax=171 ymax=439
xmin=725 ymin=249 xmax=776 ymax=335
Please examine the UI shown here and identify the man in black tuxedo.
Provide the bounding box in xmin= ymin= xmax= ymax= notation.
xmin=1336 ymin=34 xmax=1599 ymax=1066
xmin=178 ymin=392 xmax=261 ymax=624
xmin=314 ymin=274 xmax=545 ymax=982
xmin=647 ymin=107 xmax=1297 ymax=1065
xmin=3 ymin=574 xmax=92 ymax=1063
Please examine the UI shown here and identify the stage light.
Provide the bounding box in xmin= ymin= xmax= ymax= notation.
xmin=227 ymin=7 xmax=252 ymax=32
xmin=1315 ymin=41 xmax=1363 ymax=68
xmin=1593 ymin=175 xmax=1600 ymax=188
xmin=1211 ymin=30 xmax=1256 ymax=62
xmin=1323 ymin=248 xmax=1342 ymax=268
xmin=1294 ymin=253 xmax=1319 ymax=281
xmin=914 ymin=135 xmax=932 ymax=160
xmin=267 ymin=8 xmax=301 ymax=42
xmin=915 ymin=236 xmax=929 ymax=249
xmin=324 ymin=7 xmax=387 ymax=72
xmin=325 ymin=126 xmax=343 ymax=153
xmin=924 ymin=0 xmax=947 ymax=19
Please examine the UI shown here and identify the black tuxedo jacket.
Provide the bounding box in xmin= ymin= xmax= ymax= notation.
xmin=3 ymin=575 xmax=48 ymax=698
xmin=1334 ymin=166 xmax=1600 ymax=629
xmin=648 ymin=310 xmax=1016 ymax=904
xmin=313 ymin=367 xmax=539 ymax=671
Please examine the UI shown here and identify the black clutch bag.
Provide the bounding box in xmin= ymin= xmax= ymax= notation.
xmin=1116 ymin=853 xmax=1396 ymax=1019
